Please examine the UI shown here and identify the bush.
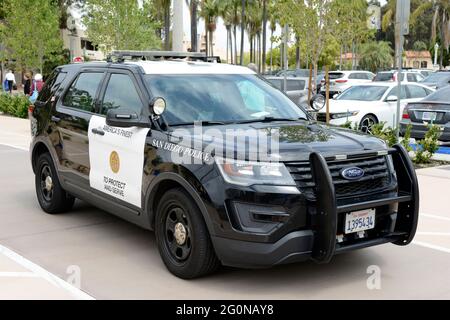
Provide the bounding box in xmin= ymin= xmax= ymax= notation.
xmin=414 ymin=125 xmax=441 ymax=164
xmin=400 ymin=124 xmax=413 ymax=153
xmin=0 ymin=94 xmax=30 ymax=119
xmin=370 ymin=122 xmax=398 ymax=147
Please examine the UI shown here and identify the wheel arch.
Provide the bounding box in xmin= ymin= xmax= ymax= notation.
xmin=31 ymin=141 xmax=51 ymax=174
xmin=361 ymin=113 xmax=379 ymax=123
xmin=144 ymin=172 xmax=216 ymax=236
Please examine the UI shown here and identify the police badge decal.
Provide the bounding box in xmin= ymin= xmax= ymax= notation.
xmin=109 ymin=151 xmax=120 ymax=174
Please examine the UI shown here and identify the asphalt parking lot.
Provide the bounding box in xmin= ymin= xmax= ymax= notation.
xmin=1 ymin=115 xmax=450 ymax=300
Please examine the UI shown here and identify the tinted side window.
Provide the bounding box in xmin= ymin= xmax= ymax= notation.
xmin=407 ymin=85 xmax=427 ymax=99
xmin=101 ymin=74 xmax=143 ymax=115
xmin=38 ymin=71 xmax=67 ymax=102
xmin=63 ymin=73 xmax=104 ymax=112
xmin=407 ymin=73 xmax=416 ymax=82
xmin=388 ymin=85 xmax=407 ymax=99
xmin=286 ymin=80 xmax=305 ymax=91
xmin=348 ymin=73 xmax=359 ymax=80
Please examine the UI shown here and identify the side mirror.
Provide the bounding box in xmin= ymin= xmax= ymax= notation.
xmin=310 ymin=94 xmax=326 ymax=111
xmin=106 ymin=108 xmax=145 ymax=128
xmin=386 ymin=95 xmax=398 ymax=102
xmin=333 ymin=93 xmax=339 ymax=99
xmin=150 ymin=97 xmax=166 ymax=116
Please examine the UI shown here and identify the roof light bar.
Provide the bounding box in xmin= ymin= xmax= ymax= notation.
xmin=107 ymin=51 xmax=220 ymax=63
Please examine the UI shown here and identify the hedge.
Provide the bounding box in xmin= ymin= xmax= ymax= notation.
xmin=0 ymin=94 xmax=30 ymax=119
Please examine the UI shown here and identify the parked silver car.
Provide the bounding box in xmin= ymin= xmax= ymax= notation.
xmin=265 ymin=76 xmax=310 ymax=106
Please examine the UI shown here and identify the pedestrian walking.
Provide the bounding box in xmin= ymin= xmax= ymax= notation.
xmin=5 ymin=70 xmax=16 ymax=94
xmin=29 ymin=73 xmax=45 ymax=104
xmin=23 ymin=73 xmax=32 ymax=96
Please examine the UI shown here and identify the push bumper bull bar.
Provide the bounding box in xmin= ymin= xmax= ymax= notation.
xmin=310 ymin=144 xmax=420 ymax=264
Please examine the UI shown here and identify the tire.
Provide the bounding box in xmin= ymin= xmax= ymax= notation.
xmin=35 ymin=153 xmax=75 ymax=214
xmin=155 ymin=188 xmax=220 ymax=279
xmin=359 ymin=115 xmax=378 ymax=134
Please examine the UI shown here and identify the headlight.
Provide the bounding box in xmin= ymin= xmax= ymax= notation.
xmin=331 ymin=111 xmax=359 ymax=119
xmin=215 ymin=158 xmax=296 ymax=187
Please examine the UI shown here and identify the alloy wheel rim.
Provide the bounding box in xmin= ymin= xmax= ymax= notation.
xmin=361 ymin=118 xmax=375 ymax=134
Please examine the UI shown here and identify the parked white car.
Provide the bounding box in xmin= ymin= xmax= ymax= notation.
xmin=320 ymin=70 xmax=375 ymax=96
xmin=316 ymin=83 xmax=435 ymax=132
xmin=373 ymin=70 xmax=425 ymax=83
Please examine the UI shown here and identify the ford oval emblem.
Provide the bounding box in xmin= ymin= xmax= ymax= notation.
xmin=341 ymin=167 xmax=365 ymax=180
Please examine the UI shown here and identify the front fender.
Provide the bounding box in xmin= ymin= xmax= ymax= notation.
xmin=143 ymin=171 xmax=217 ymax=236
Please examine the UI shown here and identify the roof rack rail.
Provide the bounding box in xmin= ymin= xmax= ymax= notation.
xmin=107 ymin=50 xmax=220 ymax=63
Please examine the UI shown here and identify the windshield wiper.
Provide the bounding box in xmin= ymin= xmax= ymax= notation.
xmin=169 ymin=120 xmax=230 ymax=127
xmin=233 ymin=117 xmax=307 ymax=125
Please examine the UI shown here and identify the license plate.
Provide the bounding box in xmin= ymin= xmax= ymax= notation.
xmin=422 ymin=112 xmax=437 ymax=121
xmin=345 ymin=209 xmax=376 ymax=234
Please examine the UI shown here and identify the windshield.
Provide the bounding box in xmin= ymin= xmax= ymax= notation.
xmin=145 ymin=74 xmax=308 ymax=126
xmin=424 ymin=86 xmax=450 ymax=102
xmin=422 ymin=72 xmax=450 ymax=83
xmin=337 ymin=85 xmax=388 ymax=101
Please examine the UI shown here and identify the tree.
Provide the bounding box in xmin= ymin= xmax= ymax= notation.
xmin=52 ymin=0 xmax=85 ymax=30
xmin=188 ymin=0 xmax=199 ymax=52
xmin=154 ymin=0 xmax=171 ymax=50
xmin=219 ymin=0 xmax=235 ymax=63
xmin=276 ymin=0 xmax=340 ymax=90
xmin=0 ymin=0 xmax=63 ymax=73
xmin=359 ymin=41 xmax=394 ymax=73
xmin=83 ymin=0 xmax=161 ymax=53
xmin=240 ymin=0 xmax=246 ymax=65
xmin=333 ymin=0 xmax=372 ymax=70
xmin=200 ymin=0 xmax=220 ymax=56
xmin=412 ymin=0 xmax=449 ymax=69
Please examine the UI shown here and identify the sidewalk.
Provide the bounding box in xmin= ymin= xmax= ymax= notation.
xmin=0 ymin=114 xmax=31 ymax=151
xmin=0 ymin=115 xmax=92 ymax=300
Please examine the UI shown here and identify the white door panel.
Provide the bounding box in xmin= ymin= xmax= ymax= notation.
xmin=88 ymin=115 xmax=150 ymax=208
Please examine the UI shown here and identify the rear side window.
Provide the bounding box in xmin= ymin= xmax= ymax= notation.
xmin=407 ymin=73 xmax=419 ymax=82
xmin=388 ymin=85 xmax=407 ymax=99
xmin=286 ymin=80 xmax=305 ymax=91
xmin=374 ymin=73 xmax=394 ymax=81
xmin=268 ymin=79 xmax=283 ymax=90
xmin=407 ymin=85 xmax=428 ymax=99
xmin=37 ymin=71 xmax=67 ymax=103
xmin=329 ymin=73 xmax=344 ymax=80
xmin=101 ymin=74 xmax=143 ymax=115
xmin=63 ymin=72 xmax=104 ymax=112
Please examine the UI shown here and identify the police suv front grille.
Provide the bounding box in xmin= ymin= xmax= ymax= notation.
xmin=286 ymin=156 xmax=392 ymax=199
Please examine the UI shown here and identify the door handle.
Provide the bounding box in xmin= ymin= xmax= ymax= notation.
xmin=91 ymin=128 xmax=105 ymax=136
xmin=51 ymin=116 xmax=61 ymax=123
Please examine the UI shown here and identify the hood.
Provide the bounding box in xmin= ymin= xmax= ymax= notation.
xmin=168 ymin=121 xmax=387 ymax=162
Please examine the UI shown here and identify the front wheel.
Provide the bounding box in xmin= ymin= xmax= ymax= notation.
xmin=155 ymin=188 xmax=220 ymax=279
xmin=359 ymin=115 xmax=378 ymax=134
xmin=35 ymin=153 xmax=75 ymax=214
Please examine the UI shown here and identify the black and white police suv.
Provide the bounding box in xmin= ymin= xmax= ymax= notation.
xmin=30 ymin=51 xmax=419 ymax=279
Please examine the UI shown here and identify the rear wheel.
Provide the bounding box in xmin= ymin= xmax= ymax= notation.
xmin=155 ymin=188 xmax=220 ymax=279
xmin=359 ymin=115 xmax=378 ymax=134
xmin=35 ymin=153 xmax=75 ymax=214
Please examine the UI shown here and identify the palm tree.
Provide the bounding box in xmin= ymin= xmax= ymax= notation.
xmin=239 ymin=0 xmax=246 ymax=65
xmin=200 ymin=0 xmax=220 ymax=56
xmin=261 ymin=0 xmax=267 ymax=73
xmin=188 ymin=0 xmax=199 ymax=52
xmin=412 ymin=0 xmax=449 ymax=69
xmin=219 ymin=0 xmax=234 ymax=63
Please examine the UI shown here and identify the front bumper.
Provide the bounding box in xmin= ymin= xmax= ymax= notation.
xmin=212 ymin=145 xmax=419 ymax=268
